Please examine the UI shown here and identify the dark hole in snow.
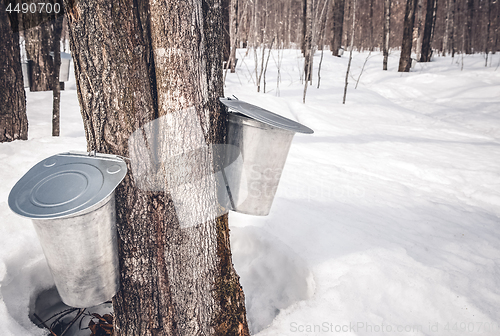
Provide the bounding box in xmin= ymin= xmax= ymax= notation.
xmin=30 ymin=287 xmax=113 ymax=336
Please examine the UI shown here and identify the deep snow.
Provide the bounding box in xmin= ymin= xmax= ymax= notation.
xmin=1 ymin=49 xmax=499 ymax=336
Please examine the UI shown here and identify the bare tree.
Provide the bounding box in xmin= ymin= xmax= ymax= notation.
xmin=442 ymin=0 xmax=456 ymax=56
xmin=398 ymin=0 xmax=419 ymax=72
xmin=343 ymin=0 xmax=356 ymax=104
xmin=51 ymin=16 xmax=63 ymax=137
xmin=0 ymin=5 xmax=28 ymax=143
xmin=303 ymin=0 xmax=313 ymax=83
xmin=64 ymin=0 xmax=250 ymax=335
xmin=420 ymin=0 xmax=437 ymax=62
xmin=229 ymin=0 xmax=239 ymax=73
xmin=383 ymin=0 xmax=391 ymax=70
xmin=484 ymin=0 xmax=491 ymax=66
xmin=331 ymin=0 xmax=346 ymax=56
xmin=317 ymin=0 xmax=331 ymax=87
xmin=23 ymin=0 xmax=56 ymax=92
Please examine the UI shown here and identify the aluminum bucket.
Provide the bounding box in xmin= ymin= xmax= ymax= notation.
xmin=59 ymin=52 xmax=71 ymax=82
xmin=219 ymin=98 xmax=313 ymax=216
xmin=31 ymin=193 xmax=118 ymax=308
xmin=223 ymin=113 xmax=294 ymax=215
xmin=21 ymin=61 xmax=30 ymax=88
xmin=8 ymin=152 xmax=127 ymax=308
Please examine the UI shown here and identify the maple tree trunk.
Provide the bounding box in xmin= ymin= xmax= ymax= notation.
xmin=465 ymin=0 xmax=474 ymax=54
xmin=23 ymin=0 xmax=55 ymax=92
xmin=420 ymin=0 xmax=437 ymax=62
xmin=0 ymin=6 xmax=28 ymax=142
xmin=229 ymin=0 xmax=239 ymax=73
xmin=52 ymin=16 xmax=63 ymax=137
xmin=64 ymin=0 xmax=249 ymax=335
xmin=331 ymin=0 xmax=346 ymax=56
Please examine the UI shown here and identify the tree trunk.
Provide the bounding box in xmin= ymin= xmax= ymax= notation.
xmin=64 ymin=0 xmax=249 ymax=335
xmin=451 ymin=0 xmax=457 ymax=56
xmin=331 ymin=0 xmax=346 ymax=56
xmin=484 ymin=0 xmax=491 ymax=65
xmin=415 ymin=0 xmax=424 ymax=59
xmin=429 ymin=0 xmax=438 ymax=47
xmin=254 ymin=0 xmax=260 ymax=46
xmin=223 ymin=0 xmax=231 ymax=63
xmin=383 ymin=0 xmax=391 ymax=70
xmin=24 ymin=0 xmax=55 ymax=92
xmin=420 ymin=0 xmax=436 ymax=61
xmin=0 ymin=6 xmax=28 ymax=142
xmin=465 ymin=0 xmax=474 ymax=54
xmin=301 ymin=0 xmax=307 ymax=54
xmin=442 ymin=0 xmax=454 ymax=55
xmin=52 ymin=16 xmax=63 ymax=137
xmin=343 ymin=0 xmax=356 ymax=104
xmin=369 ymin=0 xmax=374 ymax=50
xmin=229 ymin=0 xmax=239 ymax=73
xmin=303 ymin=0 xmax=313 ymax=82
xmin=398 ymin=0 xmax=419 ymax=72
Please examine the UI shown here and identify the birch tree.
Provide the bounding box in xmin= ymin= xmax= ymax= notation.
xmin=383 ymin=0 xmax=391 ymax=70
xmin=398 ymin=0 xmax=419 ymax=72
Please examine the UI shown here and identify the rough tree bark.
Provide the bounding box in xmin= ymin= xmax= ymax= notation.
xmin=369 ymin=0 xmax=374 ymax=50
xmin=0 ymin=5 xmax=28 ymax=142
xmin=465 ymin=0 xmax=474 ymax=54
xmin=301 ymin=0 xmax=307 ymax=54
xmin=223 ymin=0 xmax=231 ymax=63
xmin=64 ymin=0 xmax=249 ymax=335
xmin=331 ymin=0 xmax=346 ymax=56
xmin=419 ymin=0 xmax=437 ymax=62
xmin=442 ymin=0 xmax=455 ymax=56
xmin=484 ymin=0 xmax=491 ymax=66
xmin=451 ymin=0 xmax=458 ymax=56
xmin=229 ymin=0 xmax=239 ymax=73
xmin=383 ymin=0 xmax=391 ymax=70
xmin=398 ymin=0 xmax=419 ymax=72
xmin=52 ymin=16 xmax=63 ymax=136
xmin=303 ymin=0 xmax=313 ymax=82
xmin=23 ymin=0 xmax=56 ymax=92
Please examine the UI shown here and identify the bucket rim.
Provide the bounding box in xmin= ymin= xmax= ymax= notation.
xmin=8 ymin=152 xmax=127 ymax=220
xmin=220 ymin=97 xmax=314 ymax=134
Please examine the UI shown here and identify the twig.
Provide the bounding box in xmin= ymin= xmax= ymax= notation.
xmin=34 ymin=313 xmax=58 ymax=336
xmin=60 ymin=309 xmax=85 ymax=336
xmin=50 ymin=308 xmax=79 ymax=330
xmin=36 ymin=308 xmax=76 ymax=327
xmin=263 ymin=37 xmax=275 ymax=93
xmin=355 ymin=51 xmax=372 ymax=89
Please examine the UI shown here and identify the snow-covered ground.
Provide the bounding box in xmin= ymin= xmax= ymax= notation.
xmin=1 ymin=49 xmax=499 ymax=335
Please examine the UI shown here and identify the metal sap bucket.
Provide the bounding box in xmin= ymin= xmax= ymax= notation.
xmin=59 ymin=52 xmax=71 ymax=82
xmin=219 ymin=98 xmax=313 ymax=216
xmin=8 ymin=152 xmax=127 ymax=308
xmin=21 ymin=61 xmax=30 ymax=88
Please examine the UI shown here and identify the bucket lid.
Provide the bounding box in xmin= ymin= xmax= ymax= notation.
xmin=219 ymin=97 xmax=314 ymax=134
xmin=8 ymin=152 xmax=127 ymax=219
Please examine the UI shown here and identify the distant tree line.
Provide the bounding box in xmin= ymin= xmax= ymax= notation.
xmin=224 ymin=0 xmax=499 ymax=59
